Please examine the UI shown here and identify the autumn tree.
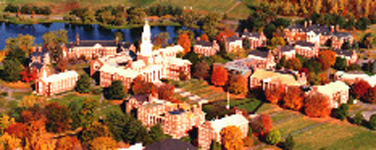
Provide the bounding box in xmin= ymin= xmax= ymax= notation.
xmin=157 ymin=84 xmax=175 ymax=101
xmin=265 ymin=85 xmax=285 ymax=104
xmin=361 ymin=33 xmax=375 ymax=49
xmin=284 ymin=57 xmax=302 ymax=70
xmin=45 ymin=102 xmax=72 ymax=133
xmin=351 ymin=80 xmax=371 ymax=100
xmin=266 ymin=129 xmax=281 ymax=145
xmin=211 ymin=65 xmax=228 ymax=86
xmin=251 ymin=114 xmax=272 ymax=137
xmin=18 ymin=95 xmax=48 ymax=108
xmin=90 ymin=136 xmax=118 ymax=150
xmin=220 ymin=126 xmax=244 ymax=150
xmin=127 ymin=7 xmax=146 ymax=24
xmin=79 ymin=98 xmax=99 ymax=128
xmin=0 ymin=115 xmax=15 ymax=134
xmin=216 ymin=29 xmax=236 ymax=42
xmin=5 ymin=34 xmax=35 ymax=55
xmin=271 ymin=37 xmax=286 ymax=47
xmin=318 ymin=50 xmax=337 ymax=70
xmin=228 ymin=75 xmax=247 ymax=95
xmin=55 ymin=136 xmax=82 ymax=150
xmin=19 ymin=67 xmax=38 ymax=83
xmin=177 ymin=33 xmax=191 ymax=53
xmin=43 ymin=30 xmax=68 ymax=61
xmin=131 ymin=76 xmax=156 ymax=95
xmin=282 ymin=86 xmax=304 ymax=111
xmin=26 ymin=119 xmax=55 ymax=150
xmin=79 ymin=121 xmax=111 ymax=146
xmin=200 ymin=33 xmax=209 ymax=42
xmin=365 ymin=86 xmax=376 ymax=103
xmin=318 ymin=72 xmax=330 ymax=85
xmin=5 ymin=123 xmax=28 ymax=140
xmin=0 ymin=133 xmax=22 ymax=150
xmin=193 ymin=60 xmax=210 ymax=80
xmin=304 ymin=93 xmax=331 ymax=117
xmin=202 ymin=13 xmax=221 ymax=39
xmin=21 ymin=105 xmax=46 ymax=123
xmin=75 ymin=74 xmax=92 ymax=94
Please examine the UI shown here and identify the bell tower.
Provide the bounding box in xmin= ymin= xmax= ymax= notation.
xmin=139 ymin=18 xmax=153 ymax=57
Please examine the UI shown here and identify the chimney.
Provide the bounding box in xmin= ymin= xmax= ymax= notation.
xmin=336 ymin=24 xmax=339 ymax=32
xmin=330 ymin=25 xmax=334 ymax=33
xmin=304 ymin=21 xmax=307 ymax=28
xmin=309 ymin=20 xmax=312 ymax=26
xmin=76 ymin=33 xmax=80 ymax=45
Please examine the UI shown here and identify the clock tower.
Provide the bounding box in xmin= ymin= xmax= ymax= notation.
xmin=139 ymin=18 xmax=153 ymax=57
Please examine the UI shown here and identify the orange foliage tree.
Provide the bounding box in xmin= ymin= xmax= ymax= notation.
xmin=177 ymin=33 xmax=191 ymax=53
xmin=228 ymin=75 xmax=247 ymax=95
xmin=90 ymin=136 xmax=118 ymax=150
xmin=318 ymin=50 xmax=337 ymax=70
xmin=318 ymin=72 xmax=330 ymax=85
xmin=211 ymin=65 xmax=228 ymax=86
xmin=304 ymin=93 xmax=332 ymax=117
xmin=284 ymin=57 xmax=302 ymax=70
xmin=0 ymin=133 xmax=22 ymax=150
xmin=220 ymin=126 xmax=244 ymax=150
xmin=55 ymin=136 xmax=82 ymax=150
xmin=351 ymin=80 xmax=371 ymax=100
xmin=157 ymin=83 xmax=175 ymax=101
xmin=25 ymin=119 xmax=56 ymax=150
xmin=131 ymin=76 xmax=156 ymax=95
xmin=5 ymin=123 xmax=28 ymax=140
xmin=282 ymin=86 xmax=304 ymax=111
xmin=251 ymin=114 xmax=272 ymax=137
xmin=216 ymin=29 xmax=236 ymax=42
xmin=19 ymin=67 xmax=38 ymax=83
xmin=200 ymin=33 xmax=209 ymax=41
xmin=264 ymin=85 xmax=285 ymax=104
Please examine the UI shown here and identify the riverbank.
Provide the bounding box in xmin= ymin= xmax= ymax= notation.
xmin=0 ymin=15 xmax=182 ymax=29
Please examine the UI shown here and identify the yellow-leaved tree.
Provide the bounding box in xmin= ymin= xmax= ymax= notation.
xmin=220 ymin=126 xmax=244 ymax=150
xmin=90 ymin=136 xmax=118 ymax=150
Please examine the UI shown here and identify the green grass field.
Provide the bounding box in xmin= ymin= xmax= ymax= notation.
xmin=255 ymin=103 xmax=376 ymax=150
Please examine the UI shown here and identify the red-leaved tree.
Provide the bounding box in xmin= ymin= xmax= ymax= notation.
xmin=215 ymin=29 xmax=236 ymax=42
xmin=5 ymin=123 xmax=28 ymax=139
xmin=157 ymin=84 xmax=175 ymax=101
xmin=177 ymin=33 xmax=191 ymax=53
xmin=227 ymin=75 xmax=248 ymax=95
xmin=131 ymin=76 xmax=156 ymax=95
xmin=251 ymin=114 xmax=272 ymax=137
xmin=282 ymin=86 xmax=304 ymax=111
xmin=318 ymin=50 xmax=337 ymax=70
xmin=351 ymin=80 xmax=371 ymax=100
xmin=365 ymin=86 xmax=376 ymax=103
xmin=265 ymin=84 xmax=285 ymax=104
xmin=304 ymin=93 xmax=331 ymax=118
xmin=211 ymin=65 xmax=228 ymax=86
xmin=20 ymin=67 xmax=38 ymax=83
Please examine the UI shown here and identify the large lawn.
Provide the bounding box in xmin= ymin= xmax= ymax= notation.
xmin=255 ymin=103 xmax=376 ymax=150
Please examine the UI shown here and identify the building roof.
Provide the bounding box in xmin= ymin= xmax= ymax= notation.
xmin=335 ymin=71 xmax=369 ymax=81
xmin=295 ymin=41 xmax=315 ymax=47
xmin=166 ymin=57 xmax=192 ymax=66
xmin=224 ymin=58 xmax=255 ymax=75
xmin=99 ymin=64 xmax=138 ymax=78
xmin=66 ymin=40 xmax=122 ymax=48
xmin=334 ymin=49 xmax=354 ymax=57
xmin=243 ymin=31 xmax=261 ymax=38
xmin=280 ymin=45 xmax=295 ymax=52
xmin=248 ymin=50 xmax=269 ymax=58
xmin=315 ymin=81 xmax=349 ymax=95
xmin=40 ymin=70 xmax=78 ymax=83
xmin=210 ymin=114 xmax=249 ymax=134
xmin=251 ymin=69 xmax=301 ymax=86
xmin=226 ymin=35 xmax=242 ymax=42
xmin=145 ymin=139 xmax=197 ymax=150
xmin=195 ymin=40 xmax=213 ymax=47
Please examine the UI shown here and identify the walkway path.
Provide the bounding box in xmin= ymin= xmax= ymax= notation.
xmin=174 ymin=88 xmax=209 ymax=104
xmin=226 ymin=1 xmax=241 ymax=14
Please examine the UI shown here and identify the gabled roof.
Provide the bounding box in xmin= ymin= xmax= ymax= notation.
xmin=210 ymin=114 xmax=249 ymax=134
xmin=280 ymin=45 xmax=295 ymax=52
xmin=243 ymin=31 xmax=261 ymax=38
xmin=334 ymin=49 xmax=354 ymax=57
xmin=295 ymin=41 xmax=315 ymax=47
xmin=195 ymin=40 xmax=213 ymax=47
xmin=225 ymin=35 xmax=242 ymax=42
xmin=315 ymin=81 xmax=349 ymax=95
xmin=248 ymin=50 xmax=269 ymax=58
xmin=251 ymin=69 xmax=301 ymax=86
xmin=66 ymin=40 xmax=131 ymax=49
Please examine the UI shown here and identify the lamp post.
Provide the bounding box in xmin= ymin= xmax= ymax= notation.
xmin=226 ymin=91 xmax=230 ymax=110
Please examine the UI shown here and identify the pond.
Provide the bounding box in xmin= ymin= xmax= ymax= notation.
xmin=0 ymin=22 xmax=203 ymax=49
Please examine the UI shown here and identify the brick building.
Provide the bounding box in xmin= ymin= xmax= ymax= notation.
xmin=198 ymin=113 xmax=249 ymax=149
xmin=62 ymin=34 xmax=135 ymax=59
xmin=241 ymin=30 xmax=267 ymax=50
xmin=35 ymin=70 xmax=79 ymax=96
xmin=294 ymin=41 xmax=320 ymax=58
xmin=334 ymin=49 xmax=358 ymax=65
xmin=334 ymin=71 xmax=376 ymax=87
xmin=29 ymin=46 xmax=52 ymax=79
xmin=128 ymin=94 xmax=205 ymax=139
xmin=310 ymin=81 xmax=350 ymax=108
xmin=247 ymin=50 xmax=276 ymax=69
xmin=91 ymin=20 xmax=191 ymax=89
xmin=193 ymin=40 xmax=220 ymax=56
xmin=224 ymin=36 xmax=243 ymax=53
xmin=278 ymin=45 xmax=296 ymax=60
